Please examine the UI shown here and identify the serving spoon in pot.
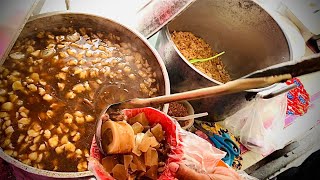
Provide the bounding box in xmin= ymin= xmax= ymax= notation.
xmin=103 ymin=74 xmax=292 ymax=112
xmin=95 ymin=73 xmax=292 ymax=155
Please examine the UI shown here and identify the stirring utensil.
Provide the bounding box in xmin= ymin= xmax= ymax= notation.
xmin=95 ymin=74 xmax=292 ymax=155
xmin=96 ymin=53 xmax=320 ymax=116
xmin=102 ymin=74 xmax=291 ymax=112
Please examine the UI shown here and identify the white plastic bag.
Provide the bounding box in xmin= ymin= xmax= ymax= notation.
xmin=221 ymin=93 xmax=287 ymax=155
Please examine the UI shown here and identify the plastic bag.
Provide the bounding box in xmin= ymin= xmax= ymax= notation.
xmin=88 ymin=107 xmax=228 ymax=180
xmin=221 ymin=93 xmax=287 ymax=155
xmin=285 ymin=78 xmax=310 ymax=116
xmin=238 ymin=170 xmax=259 ymax=180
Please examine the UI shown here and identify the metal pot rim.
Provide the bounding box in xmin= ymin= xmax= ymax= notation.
xmin=163 ymin=0 xmax=292 ymax=86
xmin=164 ymin=26 xmax=224 ymax=85
xmin=164 ymin=26 xmax=290 ymax=93
xmin=0 ymin=150 xmax=93 ymax=178
xmin=1 ymin=11 xmax=171 ymax=178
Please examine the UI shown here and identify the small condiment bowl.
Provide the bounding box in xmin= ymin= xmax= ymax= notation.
xmin=171 ymin=101 xmax=195 ymax=130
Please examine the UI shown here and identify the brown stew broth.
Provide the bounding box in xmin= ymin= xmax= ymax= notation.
xmin=0 ymin=27 xmax=160 ymax=172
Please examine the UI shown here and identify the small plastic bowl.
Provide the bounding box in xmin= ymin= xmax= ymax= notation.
xmin=170 ymin=101 xmax=195 ymax=130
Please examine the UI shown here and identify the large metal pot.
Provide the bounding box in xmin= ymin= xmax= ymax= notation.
xmin=0 ymin=12 xmax=170 ymax=178
xmin=155 ymin=0 xmax=291 ymax=121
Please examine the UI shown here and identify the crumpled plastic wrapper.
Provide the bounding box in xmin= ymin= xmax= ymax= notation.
xmin=88 ymin=107 xmax=227 ymax=179
xmin=285 ymin=78 xmax=310 ymax=116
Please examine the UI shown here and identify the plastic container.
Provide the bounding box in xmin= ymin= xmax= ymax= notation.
xmin=168 ymin=101 xmax=195 ymax=130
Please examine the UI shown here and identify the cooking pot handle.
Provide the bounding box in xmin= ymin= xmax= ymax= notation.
xmin=244 ymin=53 xmax=320 ymax=80
xmin=65 ymin=0 xmax=70 ymax=10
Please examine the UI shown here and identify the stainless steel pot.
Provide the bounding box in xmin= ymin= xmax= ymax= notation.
xmin=155 ymin=0 xmax=291 ymax=121
xmin=0 ymin=11 xmax=170 ymax=178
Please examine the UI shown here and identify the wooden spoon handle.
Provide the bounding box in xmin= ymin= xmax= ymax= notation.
xmin=130 ymin=74 xmax=292 ymax=107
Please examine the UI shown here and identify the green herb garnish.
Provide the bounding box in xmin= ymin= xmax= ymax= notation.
xmin=189 ymin=51 xmax=225 ymax=64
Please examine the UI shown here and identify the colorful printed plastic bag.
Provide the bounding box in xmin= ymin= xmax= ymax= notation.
xmin=286 ymin=78 xmax=310 ymax=116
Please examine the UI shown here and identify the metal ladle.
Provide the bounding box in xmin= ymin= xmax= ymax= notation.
xmin=95 ymin=74 xmax=292 ymax=155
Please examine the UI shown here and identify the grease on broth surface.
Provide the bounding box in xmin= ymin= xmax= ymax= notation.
xmin=0 ymin=27 xmax=161 ymax=172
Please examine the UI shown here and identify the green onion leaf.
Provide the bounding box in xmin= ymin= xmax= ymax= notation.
xmin=189 ymin=51 xmax=225 ymax=64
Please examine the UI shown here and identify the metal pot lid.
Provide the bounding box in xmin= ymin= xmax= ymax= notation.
xmin=134 ymin=0 xmax=196 ymax=38
xmin=0 ymin=0 xmax=41 ymax=63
